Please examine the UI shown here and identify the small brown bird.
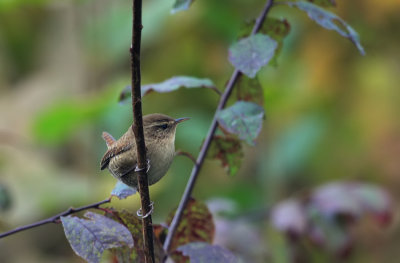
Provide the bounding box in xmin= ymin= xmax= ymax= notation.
xmin=100 ymin=113 xmax=189 ymax=189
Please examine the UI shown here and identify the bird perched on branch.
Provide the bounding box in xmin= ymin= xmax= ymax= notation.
xmin=100 ymin=113 xmax=189 ymax=189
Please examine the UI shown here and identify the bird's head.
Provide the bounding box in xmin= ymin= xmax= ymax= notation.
xmin=142 ymin=113 xmax=190 ymax=141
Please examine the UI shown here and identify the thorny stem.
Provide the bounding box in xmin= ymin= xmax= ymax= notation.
xmin=130 ymin=0 xmax=155 ymax=262
xmin=162 ymin=0 xmax=276 ymax=257
xmin=0 ymin=198 xmax=111 ymax=239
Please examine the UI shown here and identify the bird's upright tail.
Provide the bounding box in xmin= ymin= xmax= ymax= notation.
xmin=102 ymin=131 xmax=116 ymax=149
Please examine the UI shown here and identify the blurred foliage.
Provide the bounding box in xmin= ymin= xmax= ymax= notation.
xmin=0 ymin=0 xmax=399 ymax=262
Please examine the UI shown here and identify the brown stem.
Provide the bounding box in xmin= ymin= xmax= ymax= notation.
xmin=162 ymin=0 xmax=275 ymax=256
xmin=175 ymin=150 xmax=197 ymax=165
xmin=0 ymin=198 xmax=111 ymax=239
xmin=130 ymin=0 xmax=155 ymax=262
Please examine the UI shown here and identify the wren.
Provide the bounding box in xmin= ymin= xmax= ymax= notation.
xmin=100 ymin=113 xmax=189 ymax=189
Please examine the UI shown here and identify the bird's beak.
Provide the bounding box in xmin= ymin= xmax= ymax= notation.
xmin=175 ymin=117 xmax=190 ymax=124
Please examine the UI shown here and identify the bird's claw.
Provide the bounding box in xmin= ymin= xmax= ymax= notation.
xmin=134 ymin=159 xmax=151 ymax=173
xmin=137 ymin=201 xmax=154 ymax=218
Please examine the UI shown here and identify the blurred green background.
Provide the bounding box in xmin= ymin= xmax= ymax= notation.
xmin=0 ymin=0 xmax=399 ymax=262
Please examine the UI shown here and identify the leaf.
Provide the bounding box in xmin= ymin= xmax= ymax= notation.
xmin=306 ymin=0 xmax=336 ymax=7
xmin=108 ymin=210 xmax=165 ymax=263
xmin=166 ymin=198 xmax=215 ymax=262
xmin=178 ymin=242 xmax=240 ymax=263
xmin=307 ymin=209 xmax=352 ymax=257
xmin=171 ymin=0 xmax=195 ymax=14
xmin=216 ymin=101 xmax=264 ymax=145
xmin=286 ymin=1 xmax=365 ymax=55
xmin=119 ymin=76 xmax=216 ymax=102
xmin=111 ymin=181 xmax=136 ymax=200
xmin=61 ymin=212 xmax=133 ymax=263
xmin=234 ymin=74 xmax=264 ymax=106
xmin=238 ymin=18 xmax=290 ymax=66
xmin=208 ymin=136 xmax=243 ymax=176
xmin=310 ymin=182 xmax=392 ymax=225
xmin=271 ymin=199 xmax=307 ymax=236
xmin=228 ymin=34 xmax=278 ymax=78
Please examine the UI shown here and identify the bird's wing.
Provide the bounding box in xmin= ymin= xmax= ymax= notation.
xmin=100 ymin=144 xmax=132 ymax=170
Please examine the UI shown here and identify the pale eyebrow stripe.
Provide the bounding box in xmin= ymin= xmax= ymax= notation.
xmin=148 ymin=121 xmax=172 ymax=127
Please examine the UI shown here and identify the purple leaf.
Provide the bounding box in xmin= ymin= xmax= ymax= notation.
xmin=217 ymin=101 xmax=264 ymax=145
xmin=111 ymin=181 xmax=136 ymax=200
xmin=238 ymin=18 xmax=290 ymax=67
xmin=229 ymin=34 xmax=277 ymax=78
xmin=306 ymin=0 xmax=336 ymax=7
xmin=271 ymin=199 xmax=307 ymax=236
xmin=120 ymin=76 xmax=216 ymax=102
xmin=172 ymin=0 xmax=195 ymax=14
xmin=61 ymin=212 xmax=133 ymax=263
xmin=311 ymin=182 xmax=392 ymax=224
xmin=178 ymin=242 xmax=240 ymax=263
xmin=307 ymin=211 xmax=352 ymax=257
xmin=286 ymin=1 xmax=365 ymax=55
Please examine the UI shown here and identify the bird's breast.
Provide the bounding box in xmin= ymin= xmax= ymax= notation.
xmin=147 ymin=140 xmax=175 ymax=185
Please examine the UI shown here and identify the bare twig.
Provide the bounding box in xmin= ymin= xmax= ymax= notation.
xmin=0 ymin=198 xmax=111 ymax=239
xmin=210 ymin=86 xmax=222 ymax=96
xmin=175 ymin=150 xmax=197 ymax=165
xmin=163 ymin=0 xmax=275 ymax=256
xmin=130 ymin=0 xmax=155 ymax=262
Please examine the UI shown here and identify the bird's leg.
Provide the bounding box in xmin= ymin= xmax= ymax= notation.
xmin=136 ymin=201 xmax=154 ymax=218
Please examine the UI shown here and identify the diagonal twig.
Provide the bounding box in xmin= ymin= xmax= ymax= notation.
xmin=0 ymin=198 xmax=111 ymax=239
xmin=162 ymin=0 xmax=276 ymax=256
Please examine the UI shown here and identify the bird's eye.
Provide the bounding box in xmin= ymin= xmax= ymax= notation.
xmin=159 ymin=124 xmax=168 ymax=130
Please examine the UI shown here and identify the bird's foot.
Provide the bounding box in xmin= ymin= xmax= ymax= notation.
xmin=134 ymin=159 xmax=151 ymax=173
xmin=136 ymin=201 xmax=154 ymax=218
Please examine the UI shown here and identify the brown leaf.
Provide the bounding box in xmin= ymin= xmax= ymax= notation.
xmin=234 ymin=74 xmax=264 ymax=106
xmin=166 ymin=198 xmax=215 ymax=262
xmin=208 ymin=135 xmax=244 ymax=176
xmin=107 ymin=210 xmax=165 ymax=263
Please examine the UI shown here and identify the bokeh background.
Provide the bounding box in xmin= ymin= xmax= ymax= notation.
xmin=0 ymin=0 xmax=399 ymax=262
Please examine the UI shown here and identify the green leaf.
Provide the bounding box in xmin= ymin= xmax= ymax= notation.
xmin=108 ymin=210 xmax=165 ymax=263
xmin=119 ymin=76 xmax=216 ymax=103
xmin=111 ymin=181 xmax=136 ymax=200
xmin=177 ymin=242 xmax=240 ymax=263
xmin=234 ymin=74 xmax=264 ymax=106
xmin=61 ymin=212 xmax=133 ymax=263
xmin=238 ymin=18 xmax=290 ymax=66
xmin=217 ymin=101 xmax=265 ymax=145
xmin=171 ymin=0 xmax=195 ymax=14
xmin=208 ymin=136 xmax=243 ymax=176
xmin=229 ymin=34 xmax=278 ymax=78
xmin=166 ymin=198 xmax=215 ymax=262
xmin=286 ymin=1 xmax=365 ymax=55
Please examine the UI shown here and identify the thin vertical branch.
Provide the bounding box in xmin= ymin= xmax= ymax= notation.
xmin=163 ymin=0 xmax=275 ymax=256
xmin=130 ymin=0 xmax=155 ymax=262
